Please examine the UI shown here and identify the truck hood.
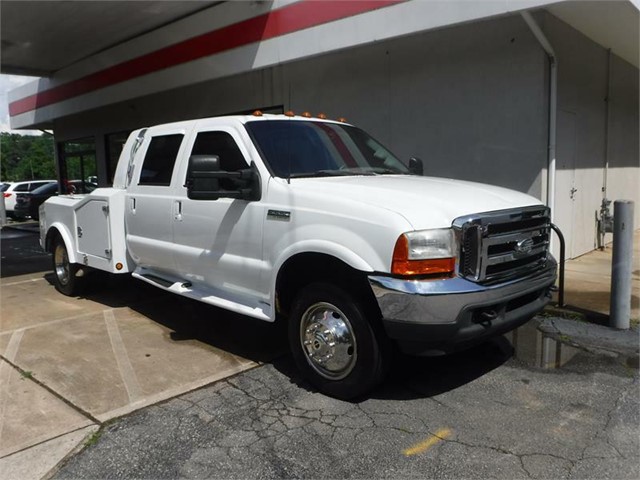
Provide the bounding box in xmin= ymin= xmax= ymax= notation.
xmin=291 ymin=175 xmax=543 ymax=230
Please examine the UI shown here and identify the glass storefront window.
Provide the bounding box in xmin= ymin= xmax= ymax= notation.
xmin=59 ymin=137 xmax=96 ymax=194
xmin=106 ymin=131 xmax=130 ymax=185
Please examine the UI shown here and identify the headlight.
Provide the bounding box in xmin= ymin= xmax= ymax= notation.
xmin=391 ymin=228 xmax=457 ymax=277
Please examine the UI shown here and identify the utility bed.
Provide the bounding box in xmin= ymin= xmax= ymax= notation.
xmin=40 ymin=188 xmax=131 ymax=274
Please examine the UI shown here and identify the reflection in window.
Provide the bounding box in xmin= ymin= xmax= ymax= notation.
xmin=106 ymin=131 xmax=130 ymax=186
xmin=59 ymin=137 xmax=97 ymax=194
xmin=139 ymin=134 xmax=183 ymax=186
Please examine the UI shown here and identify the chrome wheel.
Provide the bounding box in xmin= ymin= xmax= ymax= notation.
xmin=299 ymin=302 xmax=357 ymax=380
xmin=54 ymin=242 xmax=70 ymax=286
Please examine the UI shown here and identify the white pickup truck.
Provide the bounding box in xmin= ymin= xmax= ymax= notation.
xmin=40 ymin=113 xmax=556 ymax=399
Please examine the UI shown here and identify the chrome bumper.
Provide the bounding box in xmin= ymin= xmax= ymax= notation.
xmin=368 ymin=258 xmax=557 ymax=355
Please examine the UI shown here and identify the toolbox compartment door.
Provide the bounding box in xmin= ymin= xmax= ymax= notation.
xmin=76 ymin=199 xmax=111 ymax=259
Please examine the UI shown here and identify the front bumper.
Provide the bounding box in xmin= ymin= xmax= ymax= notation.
xmin=368 ymin=258 xmax=557 ymax=355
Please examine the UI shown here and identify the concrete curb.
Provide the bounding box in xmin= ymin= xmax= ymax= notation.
xmin=538 ymin=316 xmax=640 ymax=367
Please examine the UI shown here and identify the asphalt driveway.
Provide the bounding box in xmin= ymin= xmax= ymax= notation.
xmin=54 ymin=342 xmax=639 ymax=479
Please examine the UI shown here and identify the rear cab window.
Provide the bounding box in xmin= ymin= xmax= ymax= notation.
xmin=139 ymin=134 xmax=184 ymax=186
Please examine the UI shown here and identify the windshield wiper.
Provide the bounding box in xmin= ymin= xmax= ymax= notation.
xmin=289 ymin=169 xmax=374 ymax=178
xmin=363 ymin=167 xmax=409 ymax=175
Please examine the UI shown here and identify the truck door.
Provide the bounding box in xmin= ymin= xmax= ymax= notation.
xmin=172 ymin=126 xmax=265 ymax=301
xmin=124 ymin=131 xmax=185 ymax=275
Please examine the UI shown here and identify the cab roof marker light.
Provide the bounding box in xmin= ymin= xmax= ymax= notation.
xmin=253 ymin=110 xmax=263 ymax=117
xmin=284 ymin=110 xmax=295 ymax=117
xmin=301 ymin=112 xmax=312 ymax=118
xmin=317 ymin=113 xmax=327 ymax=119
xmin=338 ymin=117 xmax=347 ymax=123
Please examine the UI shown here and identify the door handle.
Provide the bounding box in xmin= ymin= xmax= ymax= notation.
xmin=174 ymin=200 xmax=183 ymax=221
xmin=130 ymin=197 xmax=136 ymax=214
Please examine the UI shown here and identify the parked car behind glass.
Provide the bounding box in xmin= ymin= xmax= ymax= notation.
xmin=3 ymin=180 xmax=56 ymax=218
xmin=15 ymin=180 xmax=96 ymax=220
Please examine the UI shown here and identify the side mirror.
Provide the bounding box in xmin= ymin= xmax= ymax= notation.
xmin=409 ymin=157 xmax=423 ymax=176
xmin=186 ymin=155 xmax=221 ymax=200
xmin=186 ymin=155 xmax=260 ymax=201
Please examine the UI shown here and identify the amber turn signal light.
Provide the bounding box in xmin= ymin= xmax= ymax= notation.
xmin=391 ymin=235 xmax=455 ymax=277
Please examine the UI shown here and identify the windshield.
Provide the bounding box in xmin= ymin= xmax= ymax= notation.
xmin=245 ymin=120 xmax=410 ymax=178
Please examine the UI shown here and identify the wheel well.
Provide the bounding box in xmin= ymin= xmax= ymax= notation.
xmin=45 ymin=227 xmax=62 ymax=253
xmin=275 ymin=253 xmax=378 ymax=318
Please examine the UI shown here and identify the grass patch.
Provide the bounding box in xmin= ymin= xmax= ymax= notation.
xmin=85 ymin=429 xmax=103 ymax=447
xmin=20 ymin=370 xmax=33 ymax=380
xmin=539 ymin=307 xmax=585 ymax=322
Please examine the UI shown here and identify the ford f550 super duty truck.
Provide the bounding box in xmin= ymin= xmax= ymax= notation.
xmin=40 ymin=113 xmax=557 ymax=399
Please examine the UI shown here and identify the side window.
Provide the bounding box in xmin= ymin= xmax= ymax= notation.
xmin=139 ymin=134 xmax=183 ymax=186
xmin=191 ymin=131 xmax=248 ymax=172
xmin=31 ymin=182 xmax=50 ymax=191
xmin=190 ymin=131 xmax=248 ymax=191
xmin=14 ymin=184 xmax=29 ymax=192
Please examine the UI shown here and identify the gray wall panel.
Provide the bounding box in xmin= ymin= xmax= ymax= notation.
xmin=543 ymin=12 xmax=639 ymax=257
xmin=284 ymin=15 xmax=548 ymax=198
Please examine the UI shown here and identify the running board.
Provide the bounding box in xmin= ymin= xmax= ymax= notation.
xmin=132 ymin=268 xmax=271 ymax=321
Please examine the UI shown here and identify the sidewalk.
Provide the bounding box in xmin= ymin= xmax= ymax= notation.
xmin=558 ymin=229 xmax=640 ymax=323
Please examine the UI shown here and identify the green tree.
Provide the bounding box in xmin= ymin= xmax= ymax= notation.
xmin=0 ymin=132 xmax=56 ymax=181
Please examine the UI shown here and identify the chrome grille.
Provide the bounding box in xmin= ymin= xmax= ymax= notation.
xmin=455 ymin=206 xmax=551 ymax=283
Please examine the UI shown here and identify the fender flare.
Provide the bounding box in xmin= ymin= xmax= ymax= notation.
xmin=46 ymin=222 xmax=78 ymax=264
xmin=269 ymin=240 xmax=375 ymax=316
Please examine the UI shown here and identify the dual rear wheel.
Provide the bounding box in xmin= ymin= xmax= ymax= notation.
xmin=52 ymin=235 xmax=83 ymax=296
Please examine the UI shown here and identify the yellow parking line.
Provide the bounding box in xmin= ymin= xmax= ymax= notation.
xmin=403 ymin=428 xmax=451 ymax=456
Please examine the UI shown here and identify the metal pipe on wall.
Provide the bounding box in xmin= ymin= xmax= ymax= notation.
xmin=603 ymin=49 xmax=612 ymax=200
xmin=521 ymin=11 xmax=557 ymax=231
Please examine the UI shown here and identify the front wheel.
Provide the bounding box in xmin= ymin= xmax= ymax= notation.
xmin=52 ymin=236 xmax=83 ymax=296
xmin=288 ymin=283 xmax=388 ymax=399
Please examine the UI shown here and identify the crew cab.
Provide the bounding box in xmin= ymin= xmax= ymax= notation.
xmin=40 ymin=113 xmax=557 ymax=399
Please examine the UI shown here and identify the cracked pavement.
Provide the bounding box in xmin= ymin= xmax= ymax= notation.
xmin=54 ymin=339 xmax=639 ymax=479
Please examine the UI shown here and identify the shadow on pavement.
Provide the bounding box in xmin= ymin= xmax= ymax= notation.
xmin=0 ymin=226 xmax=51 ymax=278
xmin=374 ymin=337 xmax=514 ymax=400
xmin=78 ymin=273 xmax=510 ymax=401
xmin=71 ymin=273 xmax=289 ymax=365
xmin=269 ymin=334 xmax=514 ymax=402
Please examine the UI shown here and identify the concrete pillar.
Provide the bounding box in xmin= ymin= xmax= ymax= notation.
xmin=610 ymin=200 xmax=634 ymax=330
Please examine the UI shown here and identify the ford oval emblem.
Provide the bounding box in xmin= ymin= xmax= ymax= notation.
xmin=514 ymin=238 xmax=534 ymax=256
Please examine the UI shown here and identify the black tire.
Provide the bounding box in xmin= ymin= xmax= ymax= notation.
xmin=52 ymin=235 xmax=83 ymax=296
xmin=288 ymin=282 xmax=389 ymax=400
